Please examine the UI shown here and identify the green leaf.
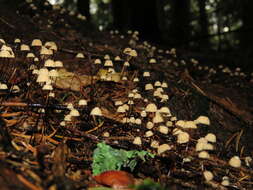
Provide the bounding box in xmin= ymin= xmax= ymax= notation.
xmin=92 ymin=142 xmax=154 ymax=175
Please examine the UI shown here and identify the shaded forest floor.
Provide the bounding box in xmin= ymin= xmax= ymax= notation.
xmin=0 ymin=1 xmax=253 ymax=190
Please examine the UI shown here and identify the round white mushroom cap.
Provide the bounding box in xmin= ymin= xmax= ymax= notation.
xmin=205 ymin=133 xmax=216 ymax=143
xmin=229 ymin=156 xmax=241 ymax=168
xmin=90 ymin=107 xmax=102 ymax=116
xmin=194 ymin=116 xmax=210 ymax=125
xmin=177 ymin=132 xmax=190 ymax=144
xmin=203 ymin=170 xmax=213 ymax=181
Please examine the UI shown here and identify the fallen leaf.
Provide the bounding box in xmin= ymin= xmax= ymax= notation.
xmin=93 ymin=170 xmax=135 ymax=189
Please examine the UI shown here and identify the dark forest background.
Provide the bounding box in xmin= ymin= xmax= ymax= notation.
xmin=4 ymin=0 xmax=253 ymax=70
xmin=63 ymin=0 xmax=253 ymax=70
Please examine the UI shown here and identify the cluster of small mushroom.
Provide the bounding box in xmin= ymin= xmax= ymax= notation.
xmin=0 ymin=42 xmax=15 ymax=58
xmin=59 ymin=99 xmax=88 ymax=127
xmin=23 ymin=0 xmax=86 ymax=31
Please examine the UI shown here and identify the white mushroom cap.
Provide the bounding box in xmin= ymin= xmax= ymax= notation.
xmin=103 ymin=132 xmax=110 ymax=137
xmin=133 ymin=137 xmax=142 ymax=145
xmin=140 ymin=111 xmax=147 ymax=117
xmin=45 ymin=59 xmax=55 ymax=67
xmin=123 ymin=47 xmax=132 ymax=54
xmin=205 ymin=133 xmax=216 ymax=143
xmin=124 ymin=61 xmax=130 ymax=67
xmin=203 ymin=170 xmax=213 ymax=181
xmin=135 ymin=118 xmax=142 ymax=125
xmin=194 ymin=116 xmax=210 ymax=125
xmin=0 ymin=83 xmax=8 ymax=90
xmin=42 ymin=84 xmax=53 ymax=90
xmin=143 ymin=71 xmax=150 ymax=77
xmin=94 ymin=59 xmax=102 ymax=64
xmin=159 ymin=107 xmax=171 ymax=115
xmin=158 ymin=125 xmax=168 ymax=134
xmin=114 ymin=100 xmax=123 ymax=106
xmin=27 ymin=52 xmax=35 ymax=58
xmin=129 ymin=49 xmax=137 ymax=57
xmin=114 ymin=56 xmax=121 ymax=61
xmin=40 ymin=46 xmax=53 ymax=55
xmin=149 ymin=58 xmax=156 ymax=63
xmin=154 ymin=81 xmax=161 ymax=87
xmin=221 ymin=176 xmax=230 ymax=186
xmin=67 ymin=103 xmax=74 ymax=110
xmin=153 ymin=90 xmax=162 ymax=97
xmin=172 ymin=128 xmax=183 ymax=135
xmin=145 ymin=130 xmax=153 ymax=137
xmin=161 ymin=94 xmax=169 ymax=101
xmin=45 ymin=41 xmax=57 ymax=51
xmin=54 ymin=61 xmax=63 ymax=67
xmin=133 ymin=93 xmax=142 ymax=99
xmin=145 ymin=83 xmax=154 ymax=90
xmin=104 ymin=54 xmax=110 ymax=60
xmin=175 ymin=120 xmax=185 ymax=128
xmin=122 ymin=104 xmax=129 ymax=111
xmin=161 ymin=82 xmax=168 ymax=88
xmin=49 ymin=69 xmax=59 ymax=77
xmin=104 ymin=60 xmax=113 ymax=67
xmin=145 ymin=103 xmax=157 ymax=112
xmin=76 ymin=53 xmax=85 ymax=58
xmin=36 ymin=73 xmax=50 ymax=83
xmin=229 ymin=156 xmax=241 ymax=168
xmin=14 ymin=38 xmax=21 ymax=43
xmin=90 ymin=107 xmax=102 ymax=116
xmin=150 ymin=140 xmax=159 ymax=148
xmin=146 ymin=121 xmax=154 ymax=129
xmin=133 ymin=77 xmax=139 ymax=82
xmin=70 ymin=109 xmax=80 ymax=117
xmin=64 ymin=114 xmax=72 ymax=121
xmin=0 ymin=50 xmax=14 ymax=58
xmin=49 ymin=92 xmax=55 ymax=97
xmin=117 ymin=106 xmax=126 ymax=113
xmin=198 ymin=151 xmax=210 ymax=159
xmin=79 ymin=99 xmax=87 ymax=106
xmin=177 ymin=132 xmax=190 ymax=144
xmin=31 ymin=39 xmax=42 ymax=46
xmin=184 ymin=121 xmax=197 ymax=129
xmin=195 ymin=142 xmax=214 ymax=151
xmin=157 ymin=144 xmax=171 ymax=154
xmin=166 ymin=121 xmax=173 ymax=127
xmin=153 ymin=112 xmax=164 ymax=123
xmin=20 ymin=44 xmax=30 ymax=51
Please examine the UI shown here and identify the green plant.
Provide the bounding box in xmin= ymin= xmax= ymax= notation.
xmin=92 ymin=142 xmax=154 ymax=175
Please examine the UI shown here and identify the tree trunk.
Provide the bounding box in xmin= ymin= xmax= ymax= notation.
xmin=239 ymin=0 xmax=253 ymax=68
xmin=111 ymin=0 xmax=132 ymax=30
xmin=171 ymin=0 xmax=191 ymax=47
xmin=77 ymin=0 xmax=90 ymax=21
xmin=197 ymin=0 xmax=209 ymax=48
xmin=131 ymin=0 xmax=160 ymax=41
xmin=111 ymin=0 xmax=160 ymax=41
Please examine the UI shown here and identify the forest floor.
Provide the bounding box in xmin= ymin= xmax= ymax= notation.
xmin=0 ymin=1 xmax=253 ymax=190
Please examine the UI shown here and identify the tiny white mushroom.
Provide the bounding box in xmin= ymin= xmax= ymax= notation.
xmin=203 ymin=170 xmax=213 ymax=181
xmin=229 ymin=156 xmax=241 ymax=168
xmin=194 ymin=116 xmax=210 ymax=125
xmin=157 ymin=144 xmax=171 ymax=154
xmin=133 ymin=137 xmax=142 ymax=145
xmin=177 ymin=132 xmax=190 ymax=144
xmin=205 ymin=133 xmax=216 ymax=143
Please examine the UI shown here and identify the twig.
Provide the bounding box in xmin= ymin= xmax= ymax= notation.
xmin=17 ymin=174 xmax=43 ymax=190
xmin=0 ymin=17 xmax=15 ymax=29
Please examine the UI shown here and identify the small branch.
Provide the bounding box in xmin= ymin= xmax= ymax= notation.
xmin=0 ymin=17 xmax=15 ymax=29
